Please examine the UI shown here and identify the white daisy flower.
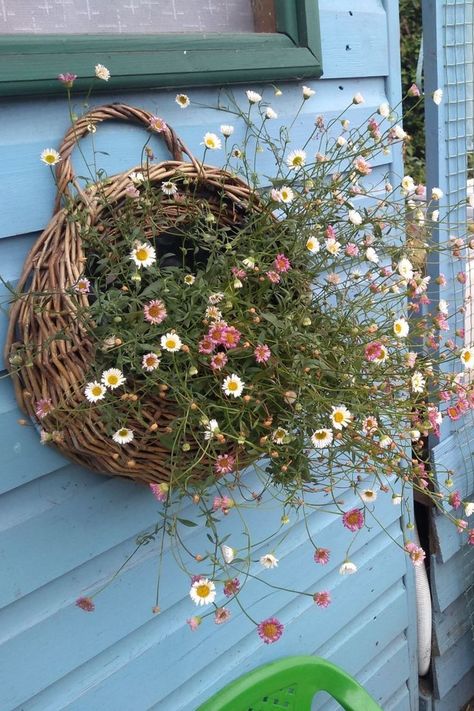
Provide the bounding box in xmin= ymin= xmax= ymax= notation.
xmin=432 ymin=187 xmax=443 ymax=200
xmin=84 ymin=381 xmax=106 ymax=402
xmin=306 ymin=237 xmax=320 ymax=253
xmin=431 ymin=209 xmax=439 ymax=222
xmin=40 ymin=148 xmax=61 ymax=166
xmin=286 ymin=149 xmax=306 ymax=169
xmin=95 ymin=64 xmax=110 ymax=81
xmin=142 ymin=352 xmax=160 ymax=371
xmin=336 ymin=136 xmax=347 ymax=147
xmin=175 ymin=93 xmax=190 ymax=108
xmin=348 ymin=209 xmax=363 ymax=225
xmin=438 ymin=299 xmax=448 ymax=315
xmin=265 ymin=107 xmax=278 ymax=119
xmin=208 ymin=292 xmax=225 ymax=304
xmin=373 ymin=345 xmax=388 ymax=364
xmin=260 ymin=553 xmax=278 ymax=569
xmin=339 ymin=560 xmax=357 ymax=575
xmin=129 ymin=171 xmax=144 ymax=184
xmin=393 ymin=318 xmax=409 ymax=338
xmin=130 ymin=242 xmax=156 ymax=269
xmin=379 ymin=435 xmax=393 ymax=449
xmin=101 ymin=368 xmax=126 ymax=390
xmin=246 ymin=90 xmax=262 ymax=104
xmin=464 ymin=502 xmax=474 ymax=517
xmin=326 ymin=238 xmax=341 ymax=255
xmin=378 ymin=102 xmax=390 ymax=117
xmin=242 ymin=258 xmax=255 ymax=269
xmin=330 ymin=405 xmax=352 ymax=430
xmin=302 ymin=85 xmax=315 ymax=99
xmin=411 ymin=371 xmax=426 ymax=393
xmin=202 ymin=132 xmax=222 ymax=150
xmin=220 ymin=124 xmax=234 ymax=137
xmin=311 ymin=428 xmax=333 ymax=448
xmin=161 ymin=332 xmax=183 ymax=352
xmin=161 ymin=181 xmax=178 ymax=195
xmin=221 ymin=545 xmax=235 ymax=564
xmin=205 ymin=306 xmax=222 ymax=320
xmin=272 ymin=427 xmax=288 ymax=444
xmin=278 ymin=186 xmax=294 ymax=203
xmin=397 ymin=257 xmax=414 ymax=280
xmin=432 ymin=88 xmax=443 ymax=105
xmin=184 ymin=274 xmax=196 ymax=285
xmin=392 ymin=124 xmax=407 ymax=140
xmin=365 ymin=247 xmax=379 ymax=263
xmin=189 ymin=578 xmax=216 ymax=606
xmin=204 ymin=419 xmax=220 ymax=440
xmin=461 ymin=347 xmax=474 ymax=369
xmin=112 ymin=427 xmax=134 ymax=444
xmin=401 ymin=175 xmax=415 ymax=192
xmin=353 ymin=92 xmax=365 ymax=104
xmin=222 ymin=374 xmax=244 ymax=398
xmin=360 ymin=489 xmax=377 ymax=503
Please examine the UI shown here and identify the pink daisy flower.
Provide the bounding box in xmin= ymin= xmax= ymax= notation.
xmin=199 ymin=336 xmax=215 ymax=354
xmin=210 ymin=352 xmax=228 ymax=370
xmin=149 ymin=482 xmax=169 ymax=502
xmin=35 ymin=398 xmax=54 ymax=419
xmin=208 ymin=321 xmax=228 ymax=343
xmin=364 ymin=341 xmax=384 ymax=362
xmin=405 ymin=542 xmax=426 ymax=566
xmin=257 ymin=617 xmax=284 ymax=644
xmin=149 ymin=115 xmax=167 ymax=133
xmin=214 ymin=453 xmax=236 ymax=475
xmin=214 ymin=607 xmax=231 ymax=625
xmin=187 ymin=616 xmax=202 ymax=631
xmin=342 ymin=508 xmax=364 ymax=532
xmin=468 ymin=529 xmax=474 ymax=545
xmin=212 ymin=495 xmax=234 ymax=512
xmin=266 ymin=271 xmax=281 ymax=284
xmin=144 ymin=299 xmax=167 ymax=325
xmin=58 ymin=72 xmax=77 ymax=86
xmin=223 ymin=577 xmax=240 ymax=596
xmin=75 ymin=596 xmax=95 ymax=612
xmin=274 ymin=253 xmax=291 ymax=273
xmin=325 ymin=225 xmax=336 ymax=238
xmin=313 ymin=547 xmax=330 ymax=565
xmin=221 ymin=326 xmax=241 ymax=349
xmin=254 ymin=344 xmax=271 ymax=363
xmin=345 ymin=243 xmax=359 ymax=257
xmin=74 ymin=277 xmax=91 ymax=294
xmin=313 ymin=591 xmax=331 ymax=608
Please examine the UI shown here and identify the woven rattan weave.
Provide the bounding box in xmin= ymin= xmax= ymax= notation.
xmin=5 ymin=104 xmax=261 ymax=484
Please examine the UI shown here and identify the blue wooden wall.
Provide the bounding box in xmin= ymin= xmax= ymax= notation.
xmin=0 ymin=2 xmax=419 ymax=709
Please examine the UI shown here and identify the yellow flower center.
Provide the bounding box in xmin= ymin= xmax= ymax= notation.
xmin=315 ymin=431 xmax=326 ymax=440
xmin=136 ymin=249 xmax=148 ymax=262
xmin=196 ymin=584 xmax=211 ymax=598
xmin=166 ymin=339 xmax=176 ymax=349
xmin=118 ymin=429 xmax=128 ymax=437
xmin=395 ymin=324 xmax=401 ymax=333
xmin=292 ymin=156 xmax=303 ymax=166
xmin=108 ymin=375 xmax=119 ymax=385
xmin=347 ymin=512 xmax=359 ymax=524
xmin=92 ymin=386 xmax=102 ymax=396
xmin=464 ymin=351 xmax=471 ymax=362
xmin=262 ymin=622 xmax=278 ymax=637
xmin=45 ymin=154 xmax=56 ymax=164
xmin=228 ymin=381 xmax=238 ymax=391
xmin=334 ymin=412 xmax=344 ymax=423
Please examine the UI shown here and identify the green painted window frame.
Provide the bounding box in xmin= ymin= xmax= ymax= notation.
xmin=0 ymin=0 xmax=322 ymax=97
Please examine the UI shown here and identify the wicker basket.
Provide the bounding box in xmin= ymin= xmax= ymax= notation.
xmin=5 ymin=103 xmax=261 ymax=485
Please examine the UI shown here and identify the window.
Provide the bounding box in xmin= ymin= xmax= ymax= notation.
xmin=0 ymin=0 xmax=322 ymax=97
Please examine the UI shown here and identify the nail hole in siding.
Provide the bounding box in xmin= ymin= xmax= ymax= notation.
xmin=349 ymin=10 xmax=353 ymax=15
xmin=346 ymin=44 xmax=351 ymax=50
xmin=338 ymin=85 xmax=344 ymax=90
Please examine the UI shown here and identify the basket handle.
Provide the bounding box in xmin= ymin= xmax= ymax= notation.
xmin=54 ymin=103 xmax=188 ymax=210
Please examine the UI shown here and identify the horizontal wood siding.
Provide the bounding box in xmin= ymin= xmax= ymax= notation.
xmin=0 ymin=1 xmax=419 ymax=709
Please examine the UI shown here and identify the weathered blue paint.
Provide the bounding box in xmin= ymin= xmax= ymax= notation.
xmin=422 ymin=0 xmax=474 ymax=708
xmin=0 ymin=2 xmax=421 ymax=710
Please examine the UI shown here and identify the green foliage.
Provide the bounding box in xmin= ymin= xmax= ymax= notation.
xmin=400 ymin=0 xmax=425 ymax=183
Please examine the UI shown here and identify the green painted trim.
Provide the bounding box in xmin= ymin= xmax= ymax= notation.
xmin=0 ymin=1 xmax=322 ymax=97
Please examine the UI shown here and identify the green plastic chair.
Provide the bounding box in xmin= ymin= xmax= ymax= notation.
xmin=197 ymin=655 xmax=383 ymax=711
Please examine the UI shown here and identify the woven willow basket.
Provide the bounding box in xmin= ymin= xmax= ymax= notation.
xmin=5 ymin=103 xmax=262 ymax=485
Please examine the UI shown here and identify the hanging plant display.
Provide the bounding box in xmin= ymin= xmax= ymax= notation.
xmin=4 ymin=72 xmax=474 ymax=637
